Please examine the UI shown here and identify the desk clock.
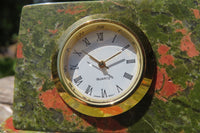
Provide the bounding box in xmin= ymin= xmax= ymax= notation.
xmin=2 ymin=0 xmax=199 ymax=132
xmin=57 ymin=15 xmax=155 ymax=117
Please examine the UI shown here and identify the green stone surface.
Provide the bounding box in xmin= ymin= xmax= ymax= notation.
xmin=12 ymin=0 xmax=200 ymax=132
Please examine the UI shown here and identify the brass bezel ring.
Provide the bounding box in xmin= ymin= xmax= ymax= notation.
xmin=57 ymin=15 xmax=155 ymax=117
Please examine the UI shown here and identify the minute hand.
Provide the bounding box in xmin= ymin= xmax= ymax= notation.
xmin=104 ymin=44 xmax=130 ymax=63
xmin=104 ymin=51 xmax=122 ymax=63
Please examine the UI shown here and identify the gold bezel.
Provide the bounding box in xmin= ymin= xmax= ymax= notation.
xmin=57 ymin=15 xmax=154 ymax=117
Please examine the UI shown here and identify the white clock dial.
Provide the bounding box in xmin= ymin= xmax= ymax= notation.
xmin=58 ymin=18 xmax=155 ymax=117
xmin=61 ymin=24 xmax=143 ymax=105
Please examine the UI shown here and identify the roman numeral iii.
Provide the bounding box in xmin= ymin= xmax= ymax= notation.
xmin=123 ymin=72 xmax=133 ymax=80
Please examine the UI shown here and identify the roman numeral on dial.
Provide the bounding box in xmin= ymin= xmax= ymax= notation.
xmin=122 ymin=44 xmax=130 ymax=51
xmin=101 ymin=89 xmax=107 ymax=98
xmin=85 ymin=85 xmax=93 ymax=96
xmin=97 ymin=32 xmax=103 ymax=42
xmin=116 ymin=85 xmax=123 ymax=93
xmin=73 ymin=50 xmax=82 ymax=57
xmin=70 ymin=64 xmax=79 ymax=70
xmin=82 ymin=38 xmax=91 ymax=47
xmin=126 ymin=59 xmax=135 ymax=64
xmin=123 ymin=72 xmax=133 ymax=80
xmin=74 ymin=76 xmax=83 ymax=86
xmin=112 ymin=35 xmax=117 ymax=43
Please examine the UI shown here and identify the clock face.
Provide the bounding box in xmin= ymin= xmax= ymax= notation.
xmin=58 ymin=20 xmax=144 ymax=106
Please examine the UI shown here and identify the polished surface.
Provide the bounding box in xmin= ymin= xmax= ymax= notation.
xmin=11 ymin=0 xmax=200 ymax=132
xmin=57 ymin=19 xmax=155 ymax=117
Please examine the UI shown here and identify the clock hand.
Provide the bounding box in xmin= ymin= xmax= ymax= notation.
xmin=87 ymin=61 xmax=104 ymax=71
xmin=82 ymin=50 xmax=109 ymax=69
xmin=99 ymin=61 xmax=109 ymax=69
xmin=82 ymin=50 xmax=100 ymax=64
xmin=104 ymin=44 xmax=130 ymax=63
xmin=87 ymin=61 xmax=112 ymax=77
xmin=104 ymin=51 xmax=122 ymax=63
xmin=107 ymin=59 xmax=125 ymax=68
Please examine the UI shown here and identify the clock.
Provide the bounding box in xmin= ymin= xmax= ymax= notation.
xmin=57 ymin=16 xmax=155 ymax=117
xmin=9 ymin=0 xmax=199 ymax=132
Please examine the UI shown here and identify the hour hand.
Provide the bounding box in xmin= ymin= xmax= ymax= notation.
xmin=82 ymin=50 xmax=100 ymax=64
xmin=82 ymin=50 xmax=109 ymax=69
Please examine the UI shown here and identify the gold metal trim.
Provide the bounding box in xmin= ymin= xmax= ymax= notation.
xmin=57 ymin=15 xmax=155 ymax=117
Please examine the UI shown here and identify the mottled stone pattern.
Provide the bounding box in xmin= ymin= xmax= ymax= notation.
xmin=6 ymin=0 xmax=200 ymax=132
